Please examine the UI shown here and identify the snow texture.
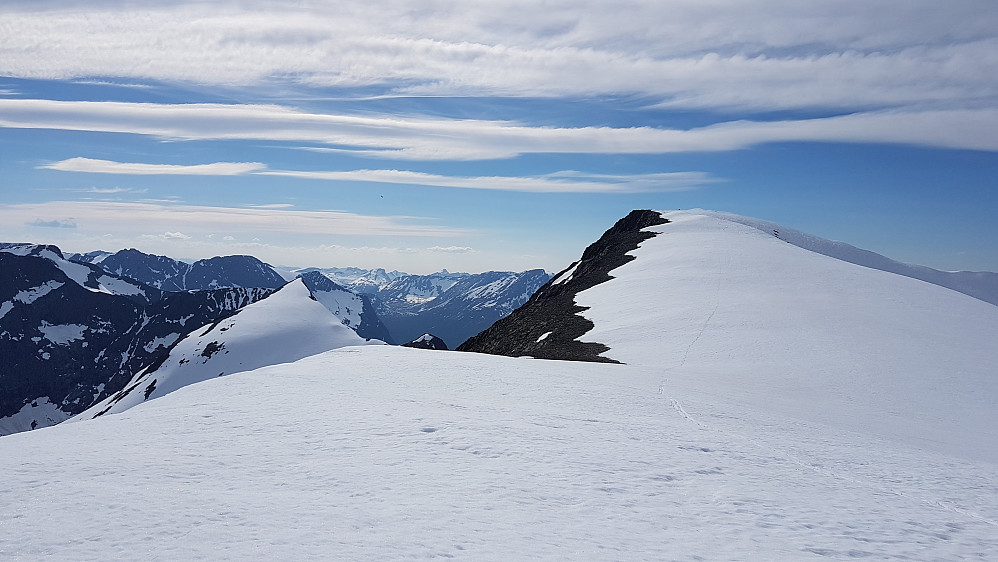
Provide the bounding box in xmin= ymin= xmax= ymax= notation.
xmin=2 ymin=346 xmax=997 ymax=560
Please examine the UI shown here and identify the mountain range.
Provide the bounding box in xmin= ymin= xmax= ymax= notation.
xmin=3 ymin=209 xmax=996 ymax=559
xmin=1 ymin=245 xmax=546 ymax=434
xmin=287 ymin=266 xmax=551 ymax=348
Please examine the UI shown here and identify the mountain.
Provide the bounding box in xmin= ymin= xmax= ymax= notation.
xmin=4 ymin=243 xmax=162 ymax=302
xmin=74 ymin=278 xmax=384 ymax=420
xmin=0 ymin=248 xmax=273 ymax=435
xmin=3 ymin=210 xmax=998 ymax=558
xmin=297 ymin=271 xmax=395 ymax=343
xmin=378 ymin=269 xmax=551 ymax=348
xmin=400 ymin=333 xmax=448 ymax=350
xmin=362 ymin=269 xmax=469 ymax=305
xmin=460 ymin=209 xmax=998 ymax=458
xmin=70 ymin=248 xmax=286 ymax=291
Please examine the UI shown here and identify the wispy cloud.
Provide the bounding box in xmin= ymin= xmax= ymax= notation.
xmin=5 ymin=99 xmax=998 ymax=160
xmin=43 ymin=157 xmax=265 ymax=175
xmin=0 ymin=201 xmax=465 ymax=238
xmin=26 ymin=218 xmax=77 ymax=229
xmin=427 ymin=246 xmax=475 ymax=253
xmin=1 ymin=2 xmax=995 ymax=111
xmin=41 ymin=155 xmax=716 ymax=193
xmin=79 ymin=187 xmax=147 ymax=194
xmin=260 ymin=169 xmax=716 ymax=193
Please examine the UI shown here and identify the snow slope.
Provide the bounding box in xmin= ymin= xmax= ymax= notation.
xmin=577 ymin=210 xmax=998 ymax=463
xmin=2 ymin=346 xmax=997 ymax=560
xmin=73 ymin=279 xmax=383 ymax=419
xmin=696 ymin=209 xmax=998 ymax=306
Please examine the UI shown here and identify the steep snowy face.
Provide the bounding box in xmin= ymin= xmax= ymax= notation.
xmin=574 ymin=210 xmax=998 ymax=460
xmin=74 ymin=279 xmax=385 ymax=419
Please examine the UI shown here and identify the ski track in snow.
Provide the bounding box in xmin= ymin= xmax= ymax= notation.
xmin=2 ymin=347 xmax=998 ymax=560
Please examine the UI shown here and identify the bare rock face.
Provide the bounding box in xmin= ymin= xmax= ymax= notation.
xmin=401 ymin=333 xmax=448 ymax=351
xmin=457 ymin=210 xmax=668 ymax=363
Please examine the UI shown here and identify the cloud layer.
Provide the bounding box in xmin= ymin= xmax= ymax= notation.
xmin=2 ymin=1 xmax=996 ymax=112
xmin=7 ymin=100 xmax=998 ymax=161
xmin=43 ymin=157 xmax=265 ymax=175
xmin=2 ymin=201 xmax=464 ymax=238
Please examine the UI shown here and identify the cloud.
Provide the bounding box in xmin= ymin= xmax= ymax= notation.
xmin=261 ymin=168 xmax=716 ymax=193
xmin=4 ymin=99 xmax=998 ymax=160
xmin=38 ymin=154 xmax=716 ymax=192
xmin=0 ymin=201 xmax=465 ymax=238
xmin=79 ymin=187 xmax=147 ymax=194
xmin=161 ymin=231 xmax=191 ymax=240
xmin=27 ymin=218 xmax=77 ymax=229
xmin=427 ymin=246 xmax=475 ymax=253
xmin=42 ymin=157 xmax=265 ymax=175
xmin=0 ymin=2 xmax=995 ymax=112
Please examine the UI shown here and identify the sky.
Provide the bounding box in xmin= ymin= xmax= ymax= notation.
xmin=1 ymin=0 xmax=997 ymax=274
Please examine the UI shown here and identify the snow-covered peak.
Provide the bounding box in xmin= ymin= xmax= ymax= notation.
xmin=682 ymin=209 xmax=998 ymax=305
xmin=72 ymin=278 xmax=385 ymax=420
xmin=573 ymin=210 xmax=998 ymax=461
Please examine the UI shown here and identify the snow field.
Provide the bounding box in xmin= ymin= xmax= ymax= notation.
xmin=2 ymin=346 xmax=997 ymax=560
xmin=577 ymin=211 xmax=998 ymax=463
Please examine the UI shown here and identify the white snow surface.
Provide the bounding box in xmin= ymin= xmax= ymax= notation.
xmin=577 ymin=210 xmax=998 ymax=463
xmin=2 ymin=346 xmax=998 ymax=560
xmin=73 ymin=279 xmax=384 ymax=419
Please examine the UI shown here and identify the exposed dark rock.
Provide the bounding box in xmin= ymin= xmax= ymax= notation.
xmin=457 ymin=210 xmax=669 ymax=363
xmin=401 ymin=333 xmax=448 ymax=351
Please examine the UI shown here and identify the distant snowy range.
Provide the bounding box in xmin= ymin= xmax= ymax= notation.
xmin=2 ymin=210 xmax=997 ymax=559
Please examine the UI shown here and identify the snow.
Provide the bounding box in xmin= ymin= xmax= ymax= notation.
xmin=1 ymin=281 xmax=65 ymax=320
xmin=308 ymin=283 xmax=364 ymax=328
xmin=550 ymin=260 xmax=579 ymax=285
xmin=11 ymin=280 xmax=64 ymax=306
xmin=2 ymin=346 xmax=998 ymax=559
xmin=72 ymin=279 xmax=385 ymax=419
xmin=576 ymin=210 xmax=998 ymax=463
xmin=415 ymin=333 xmax=435 ymax=342
xmin=0 ymin=397 xmax=71 ymax=435
xmin=38 ymin=322 xmax=87 ymax=345
xmin=96 ymin=274 xmax=145 ymax=297
xmin=536 ymin=331 xmax=552 ymax=342
xmin=142 ymin=333 xmax=180 ymax=353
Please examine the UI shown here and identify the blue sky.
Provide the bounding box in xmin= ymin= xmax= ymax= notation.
xmin=1 ymin=1 xmax=996 ymax=274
